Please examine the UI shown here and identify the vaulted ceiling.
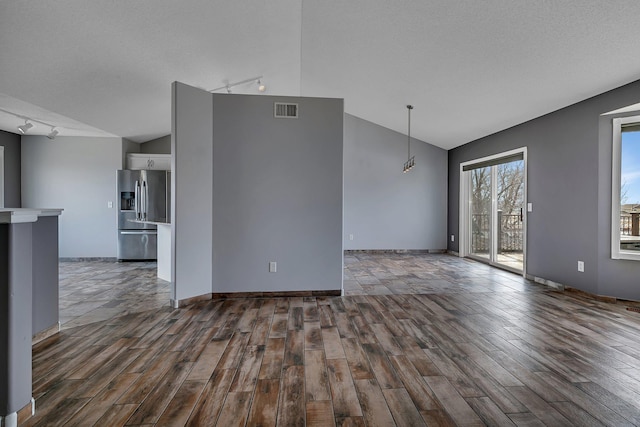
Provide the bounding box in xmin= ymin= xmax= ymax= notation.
xmin=2 ymin=1 xmax=640 ymax=149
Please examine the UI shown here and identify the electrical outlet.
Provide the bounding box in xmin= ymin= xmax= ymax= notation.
xmin=451 ymin=234 xmax=455 ymax=242
xmin=577 ymin=261 xmax=584 ymax=272
xmin=349 ymin=234 xmax=354 ymax=241
xmin=269 ymin=262 xmax=277 ymax=273
xmin=107 ymin=201 xmax=113 ymax=208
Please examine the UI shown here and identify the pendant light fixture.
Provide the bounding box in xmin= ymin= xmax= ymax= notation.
xmin=403 ymin=105 xmax=415 ymax=173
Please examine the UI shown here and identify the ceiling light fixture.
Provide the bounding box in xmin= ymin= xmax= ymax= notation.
xmin=210 ymin=75 xmax=266 ymax=94
xmin=18 ymin=120 xmax=34 ymax=134
xmin=0 ymin=107 xmax=63 ymax=138
xmin=403 ymin=105 xmax=415 ymax=173
xmin=47 ymin=127 xmax=59 ymax=140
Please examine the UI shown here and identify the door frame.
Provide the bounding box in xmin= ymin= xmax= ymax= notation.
xmin=459 ymin=147 xmax=528 ymax=276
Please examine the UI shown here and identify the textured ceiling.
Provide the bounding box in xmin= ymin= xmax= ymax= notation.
xmin=2 ymin=1 xmax=640 ymax=149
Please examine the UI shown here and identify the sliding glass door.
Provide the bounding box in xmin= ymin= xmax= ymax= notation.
xmin=463 ymin=150 xmax=526 ymax=273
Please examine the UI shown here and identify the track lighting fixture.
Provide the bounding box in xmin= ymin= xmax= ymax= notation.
xmin=403 ymin=105 xmax=416 ymax=173
xmin=18 ymin=120 xmax=34 ymax=134
xmin=47 ymin=127 xmax=59 ymax=140
xmin=210 ymin=75 xmax=266 ymax=94
xmin=0 ymin=108 xmax=63 ymax=138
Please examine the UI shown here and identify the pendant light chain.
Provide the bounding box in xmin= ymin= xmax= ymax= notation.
xmin=403 ymin=105 xmax=415 ymax=173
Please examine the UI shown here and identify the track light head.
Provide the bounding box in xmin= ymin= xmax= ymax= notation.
xmin=18 ymin=120 xmax=34 ymax=134
xmin=47 ymin=127 xmax=59 ymax=140
xmin=226 ymin=85 xmax=232 ymax=94
xmin=257 ymin=79 xmax=266 ymax=92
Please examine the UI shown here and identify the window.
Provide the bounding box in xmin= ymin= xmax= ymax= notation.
xmin=612 ymin=115 xmax=640 ymax=260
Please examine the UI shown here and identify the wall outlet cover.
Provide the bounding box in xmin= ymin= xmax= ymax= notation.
xmin=269 ymin=261 xmax=277 ymax=273
xmin=577 ymin=261 xmax=584 ymax=272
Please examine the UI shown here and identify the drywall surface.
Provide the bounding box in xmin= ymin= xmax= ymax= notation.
xmin=141 ymin=135 xmax=171 ymax=154
xmin=171 ymin=82 xmax=213 ymax=301
xmin=121 ymin=138 xmax=140 ymax=167
xmin=21 ymin=136 xmax=122 ymax=257
xmin=0 ymin=130 xmax=21 ymax=207
xmin=448 ymin=78 xmax=640 ymax=301
xmin=344 ymin=114 xmax=447 ymax=250
xmin=212 ymin=94 xmax=344 ymax=293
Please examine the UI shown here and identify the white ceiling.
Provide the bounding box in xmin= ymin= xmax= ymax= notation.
xmin=2 ymin=1 xmax=640 ymax=149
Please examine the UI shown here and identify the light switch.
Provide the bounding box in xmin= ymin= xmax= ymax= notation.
xmin=107 ymin=201 xmax=113 ymax=208
xmin=527 ymin=203 xmax=532 ymax=212
xmin=269 ymin=262 xmax=277 ymax=273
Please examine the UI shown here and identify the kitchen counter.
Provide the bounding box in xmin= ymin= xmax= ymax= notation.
xmin=1 ymin=207 xmax=63 ymax=423
xmin=0 ymin=207 xmax=63 ymax=223
xmin=127 ymin=219 xmax=172 ymax=281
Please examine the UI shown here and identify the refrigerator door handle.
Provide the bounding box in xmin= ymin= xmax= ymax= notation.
xmin=142 ymin=180 xmax=148 ymax=220
xmin=135 ymin=180 xmax=141 ymax=220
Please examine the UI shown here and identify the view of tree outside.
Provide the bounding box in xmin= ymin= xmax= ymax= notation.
xmin=470 ymin=161 xmax=524 ymax=255
xmin=620 ymin=129 xmax=640 ymax=251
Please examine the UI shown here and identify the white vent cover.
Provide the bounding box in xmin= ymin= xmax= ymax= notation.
xmin=274 ymin=102 xmax=298 ymax=118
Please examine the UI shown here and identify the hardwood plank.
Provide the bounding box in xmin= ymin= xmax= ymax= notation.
xmin=230 ymin=344 xmax=265 ymax=392
xmin=277 ymin=365 xmax=306 ymax=426
xmin=259 ymin=337 xmax=286 ymax=379
xmin=289 ymin=306 xmax=304 ymax=330
xmin=64 ymin=373 xmax=140 ymax=426
xmin=186 ymin=339 xmax=229 ymax=381
xmin=247 ymin=379 xmax=280 ymax=427
xmin=326 ymin=358 xmax=363 ymax=418
xmin=155 ymin=380 xmax=207 ymax=427
xmin=304 ymin=297 xmax=320 ymax=322
xmin=423 ymin=375 xmax=485 ymax=427
xmin=506 ymin=385 xmax=572 ymax=426
xmin=92 ymin=404 xmax=138 ymax=427
xmin=341 ymin=338 xmax=374 ymax=380
xmin=116 ymin=350 xmax=181 ymax=404
xmin=322 ymin=326 xmax=346 ymax=359
xmin=388 ymin=354 xmax=439 ymax=411
xmin=305 ymin=321 xmax=324 ymax=351
xmin=382 ymin=387 xmax=427 ymax=426
xmin=270 ymin=312 xmax=289 ymax=338
xmin=353 ymin=378 xmax=396 ymax=426
xmin=335 ymin=417 xmax=366 ymax=427
xmin=465 ymin=396 xmax=517 ymax=426
xmin=305 ymin=350 xmax=331 ymax=401
xmin=369 ymin=323 xmax=404 ymax=355
xmin=283 ymin=329 xmax=304 ymax=366
xmin=307 ymin=400 xmax=336 ymax=427
xmin=125 ymin=361 xmax=193 ymax=424
xmin=361 ymin=343 xmax=403 ymax=389
xmin=217 ymin=331 xmax=250 ymax=370
xmin=215 ymin=391 xmax=253 ymax=427
xmin=249 ymin=315 xmax=272 ymax=346
xmin=186 ymin=369 xmax=236 ymax=425
xmin=319 ymin=304 xmax=336 ymax=328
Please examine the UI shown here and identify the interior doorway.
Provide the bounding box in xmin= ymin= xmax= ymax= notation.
xmin=460 ymin=148 xmax=527 ymax=274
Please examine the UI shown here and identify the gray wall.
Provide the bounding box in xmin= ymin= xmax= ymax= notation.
xmin=172 ymin=82 xmax=343 ymax=299
xmin=21 ymin=136 xmax=123 ymax=258
xmin=344 ymin=114 xmax=447 ymax=250
xmin=448 ymin=78 xmax=640 ymax=301
xmin=121 ymin=138 xmax=140 ymax=166
xmin=141 ymin=135 xmax=171 ymax=154
xmin=172 ymin=82 xmax=213 ymax=301
xmin=0 ymin=130 xmax=21 ymax=207
xmin=212 ymin=94 xmax=343 ymax=293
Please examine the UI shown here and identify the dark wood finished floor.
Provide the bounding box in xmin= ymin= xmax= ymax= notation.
xmin=28 ymin=254 xmax=640 ymax=426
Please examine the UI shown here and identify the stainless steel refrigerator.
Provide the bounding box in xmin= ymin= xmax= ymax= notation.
xmin=116 ymin=170 xmax=170 ymax=261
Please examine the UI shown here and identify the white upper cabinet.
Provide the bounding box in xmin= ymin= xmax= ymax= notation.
xmin=127 ymin=153 xmax=171 ymax=170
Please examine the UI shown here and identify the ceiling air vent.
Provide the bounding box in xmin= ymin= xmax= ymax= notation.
xmin=274 ymin=102 xmax=298 ymax=118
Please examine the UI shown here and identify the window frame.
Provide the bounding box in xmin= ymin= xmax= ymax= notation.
xmin=611 ymin=114 xmax=640 ymax=260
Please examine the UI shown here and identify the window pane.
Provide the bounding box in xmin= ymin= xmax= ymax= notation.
xmin=620 ymin=129 xmax=640 ymax=252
